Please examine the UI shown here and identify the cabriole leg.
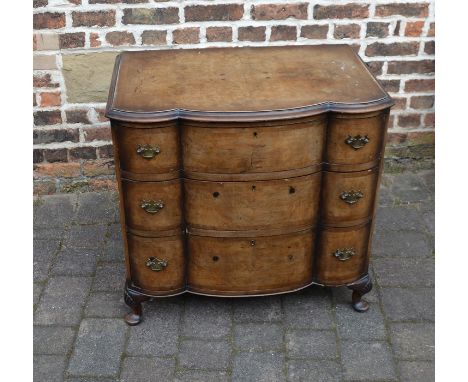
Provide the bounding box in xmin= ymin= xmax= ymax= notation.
xmin=124 ymin=284 xmax=150 ymax=326
xmin=347 ymin=274 xmax=373 ymax=312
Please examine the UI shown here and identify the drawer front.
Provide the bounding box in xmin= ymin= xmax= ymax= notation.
xmin=326 ymin=113 xmax=386 ymax=165
xmin=187 ymin=230 xmax=314 ymax=295
xmin=182 ymin=117 xmax=326 ymax=174
xmin=184 ymin=173 xmax=321 ymax=231
xmin=315 ymin=224 xmax=371 ymax=285
xmin=128 ymin=233 xmax=185 ymax=294
xmin=113 ymin=123 xmax=180 ymax=174
xmin=122 ymin=179 xmax=183 ymax=232
xmin=321 ymin=168 xmax=378 ymax=225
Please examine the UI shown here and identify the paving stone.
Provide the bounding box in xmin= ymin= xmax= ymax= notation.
xmin=418 ymin=170 xmax=434 ymax=193
xmin=34 ymin=355 xmax=67 ymax=382
xmin=34 ymin=226 xmax=66 ymax=240
xmin=283 ymin=289 xmax=333 ymax=329
xmin=234 ymin=323 xmax=283 ymax=351
xmin=381 ymin=287 xmax=434 ymax=321
xmin=286 ymin=329 xmax=337 ymax=359
xmin=34 ymin=276 xmax=92 ymax=325
xmin=373 ymin=257 xmax=434 ymax=287
xmin=68 ymin=318 xmax=127 ymax=377
xmin=331 ymin=278 xmax=379 ymax=305
xmin=120 ymin=357 xmax=175 ymax=382
xmin=390 ymin=173 xmax=432 ymax=203
xmin=52 ymin=247 xmax=99 ymax=276
xmin=34 ymin=282 xmax=44 ymax=306
xmin=398 ymin=360 xmax=435 ymax=382
xmin=64 ymin=224 xmax=107 ymax=249
xmin=232 ymin=295 xmax=282 ymax=322
xmin=376 ymin=184 xmax=393 ymax=206
xmin=390 ymin=323 xmax=435 ymax=360
xmin=232 ymin=352 xmax=285 ymax=382
xmin=335 ymin=303 xmax=387 ymax=340
xmin=375 ymin=205 xmax=428 ymax=233
xmin=92 ymin=262 xmax=125 ymax=292
xmin=75 ymin=192 xmax=119 ymax=224
xmin=183 ymin=296 xmax=231 ymax=339
xmin=126 ymin=300 xmax=182 ymax=356
xmin=341 ymin=341 xmax=397 ymax=381
xmin=179 ymin=339 xmax=231 ymax=370
xmin=287 ymin=360 xmax=342 ymax=382
xmin=67 ymin=379 xmax=114 ymax=382
xmin=34 ymin=193 xmax=77 ymax=227
xmin=34 ymin=239 xmax=61 ymax=282
xmin=372 ymin=230 xmax=432 ymax=257
xmin=34 ymin=326 xmax=76 ymax=355
xmin=100 ymin=223 xmax=124 ymax=262
xmin=174 ymin=370 xmax=230 ymax=382
xmin=85 ymin=292 xmax=127 ymax=318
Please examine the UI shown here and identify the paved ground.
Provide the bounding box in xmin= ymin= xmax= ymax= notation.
xmin=33 ymin=169 xmax=434 ymax=382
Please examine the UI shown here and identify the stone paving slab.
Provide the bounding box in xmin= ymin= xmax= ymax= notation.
xmin=33 ymin=170 xmax=435 ymax=381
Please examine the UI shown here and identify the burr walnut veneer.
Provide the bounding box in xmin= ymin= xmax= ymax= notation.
xmin=106 ymin=45 xmax=393 ymax=325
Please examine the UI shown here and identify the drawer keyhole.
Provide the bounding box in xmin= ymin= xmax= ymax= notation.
xmin=289 ymin=186 xmax=295 ymax=194
xmin=213 ymin=191 xmax=220 ymax=198
xmin=212 ymin=256 xmax=219 ymax=262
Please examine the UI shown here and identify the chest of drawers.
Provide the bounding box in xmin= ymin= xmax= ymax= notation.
xmin=106 ymin=45 xmax=394 ymax=325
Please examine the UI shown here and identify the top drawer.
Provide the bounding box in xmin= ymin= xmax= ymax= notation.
xmin=112 ymin=122 xmax=181 ymax=175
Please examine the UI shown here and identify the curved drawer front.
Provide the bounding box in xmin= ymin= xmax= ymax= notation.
xmin=182 ymin=117 xmax=326 ymax=174
xmin=315 ymin=223 xmax=371 ymax=285
xmin=326 ymin=112 xmax=386 ymax=166
xmin=122 ymin=179 xmax=183 ymax=232
xmin=128 ymin=233 xmax=185 ymax=294
xmin=184 ymin=173 xmax=321 ymax=231
xmin=321 ymin=168 xmax=378 ymax=226
xmin=187 ymin=230 xmax=314 ymax=295
xmin=113 ymin=122 xmax=180 ymax=175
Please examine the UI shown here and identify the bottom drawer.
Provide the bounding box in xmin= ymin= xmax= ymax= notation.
xmin=315 ymin=223 xmax=371 ymax=286
xmin=187 ymin=230 xmax=314 ymax=295
xmin=128 ymin=233 xmax=185 ymax=295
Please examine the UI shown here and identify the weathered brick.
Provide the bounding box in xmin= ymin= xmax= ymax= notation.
xmin=405 ymin=21 xmax=425 ymax=37
xmin=393 ymin=20 xmax=401 ymax=36
xmin=427 ymin=22 xmax=435 ymax=37
xmin=72 ymin=11 xmax=116 ymax=27
xmin=300 ymin=25 xmax=328 ymax=39
xmin=44 ymin=148 xmax=68 ymax=163
xmin=34 ymin=149 xmax=44 ymax=163
xmin=380 ymin=79 xmax=400 ymax=93
xmin=34 ymin=128 xmax=79 ymax=144
xmin=410 ymin=95 xmax=434 ymax=109
xmin=424 ymin=113 xmax=435 ymax=127
xmin=405 ymin=79 xmax=435 ymax=92
xmin=366 ymin=61 xmax=384 ymax=76
xmin=98 ymin=144 xmax=114 ymax=158
xmin=90 ymin=32 xmax=101 ymax=47
xmin=90 ymin=0 xmax=147 ymax=3
xmin=270 ymin=25 xmax=296 ymax=41
xmin=39 ymin=91 xmax=61 ymax=107
xmin=424 ymin=41 xmax=435 ymax=55
xmin=83 ymin=126 xmax=112 ymax=142
xmin=398 ymin=114 xmax=421 ymax=128
xmin=122 ymin=8 xmax=179 ymax=25
xmin=185 ymin=4 xmax=244 ymax=22
xmin=334 ymin=24 xmax=360 ymax=39
xmin=34 ymin=12 xmax=66 ymax=29
xmin=206 ymin=27 xmax=232 ymax=42
xmin=82 ymin=160 xmax=115 ymax=177
xmin=172 ymin=28 xmax=199 ymax=44
xmin=33 ymin=55 xmax=57 ymax=70
xmin=251 ymin=3 xmax=308 ymax=20
xmin=34 ymin=0 xmax=48 ymax=7
xmin=93 ymin=107 xmax=109 ymax=123
xmin=141 ymin=30 xmax=167 ymax=45
xmin=106 ymin=31 xmax=135 ymax=46
xmin=387 ymin=60 xmax=435 ymax=74
xmin=314 ymin=4 xmax=369 ymax=19
xmin=34 ymin=180 xmax=56 ymax=195
xmin=66 ymin=109 xmax=90 ymax=124
xmin=59 ymin=32 xmax=85 ymax=49
xmin=366 ymin=22 xmax=389 ymax=38
xmin=35 ymin=33 xmax=60 ymax=50
xmin=89 ymin=178 xmax=117 ymax=192
xmin=34 ymin=162 xmax=82 ymax=178
xmin=376 ymin=3 xmax=429 ymax=18
xmin=69 ymin=146 xmax=98 ymax=160
xmin=366 ymin=42 xmax=419 ymax=56
xmin=392 ymin=97 xmax=408 ymax=110
xmin=238 ymin=26 xmax=266 ymax=42
xmin=34 ymin=110 xmax=62 ymax=126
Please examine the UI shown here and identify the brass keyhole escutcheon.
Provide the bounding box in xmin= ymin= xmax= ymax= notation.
xmin=140 ymin=200 xmax=164 ymax=214
xmin=345 ymin=135 xmax=369 ymax=150
xmin=146 ymin=257 xmax=168 ymax=271
xmin=340 ymin=190 xmax=364 ymax=204
xmin=136 ymin=144 xmax=161 ymax=159
xmin=333 ymin=248 xmax=356 ymax=261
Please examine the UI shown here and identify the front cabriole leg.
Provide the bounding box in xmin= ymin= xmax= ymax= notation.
xmin=124 ymin=283 xmax=150 ymax=326
xmin=347 ymin=274 xmax=373 ymax=312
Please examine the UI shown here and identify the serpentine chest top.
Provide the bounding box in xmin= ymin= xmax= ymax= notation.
xmin=106 ymin=45 xmax=394 ymax=325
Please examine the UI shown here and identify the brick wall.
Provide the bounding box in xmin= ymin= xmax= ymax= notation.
xmin=33 ymin=0 xmax=435 ymax=194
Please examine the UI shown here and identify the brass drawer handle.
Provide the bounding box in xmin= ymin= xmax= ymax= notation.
xmin=333 ymin=248 xmax=356 ymax=261
xmin=146 ymin=256 xmax=167 ymax=271
xmin=345 ymin=135 xmax=369 ymax=150
xmin=140 ymin=200 xmax=164 ymax=214
xmin=340 ymin=190 xmax=364 ymax=204
xmin=136 ymin=144 xmax=161 ymax=159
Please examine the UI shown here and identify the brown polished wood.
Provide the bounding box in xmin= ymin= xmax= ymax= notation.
xmin=106 ymin=45 xmax=393 ymax=325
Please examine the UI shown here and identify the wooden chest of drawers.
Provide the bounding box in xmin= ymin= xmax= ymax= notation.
xmin=106 ymin=45 xmax=393 ymax=325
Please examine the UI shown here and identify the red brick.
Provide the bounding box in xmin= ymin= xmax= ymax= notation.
xmin=424 ymin=41 xmax=434 ymax=55
xmin=387 ymin=133 xmax=408 ymax=144
xmin=33 ymin=34 xmax=37 ymax=50
xmin=72 ymin=11 xmax=116 ymax=27
xmin=66 ymin=110 xmax=90 ymax=124
xmin=44 ymin=148 xmax=68 ymax=163
xmin=314 ymin=4 xmax=369 ymax=19
xmin=82 ymin=160 xmax=115 ymax=177
xmin=405 ymin=79 xmax=435 ymax=92
xmin=398 ymin=114 xmax=421 ymax=128
xmin=185 ymin=4 xmax=244 ymax=22
xmin=172 ymin=28 xmax=199 ymax=44
xmin=365 ymin=42 xmax=419 ymax=56
xmin=375 ymin=3 xmax=429 ymax=18
xmin=206 ymin=27 xmax=232 ymax=42
xmin=59 ymin=32 xmax=85 ymax=49
xmin=69 ymin=147 xmax=97 ymax=161
xmin=270 ymin=25 xmax=296 ymax=41
xmin=365 ymin=61 xmax=384 ymax=76
xmin=300 ymin=25 xmax=328 ymax=39
xmin=83 ymin=126 xmax=112 ymax=142
xmin=405 ymin=21 xmax=424 ymax=37
xmin=387 ymin=60 xmax=434 ymax=75
xmin=122 ymin=8 xmax=179 ymax=25
xmin=34 ymin=110 xmax=62 ymax=126
xmin=392 ymin=97 xmax=407 ymax=110
xmin=424 ymin=113 xmax=435 ymax=127
xmin=380 ymin=80 xmax=400 ymax=93
xmin=251 ymin=3 xmax=308 ymax=20
xmin=410 ymin=95 xmax=434 ymax=109
xmin=88 ymin=178 xmax=118 ymax=192
xmin=334 ymin=24 xmax=360 ymax=39
xmin=106 ymin=31 xmax=135 ymax=46
xmin=98 ymin=145 xmax=114 ymax=159
xmin=90 ymin=33 xmax=101 ymax=47
xmin=34 ymin=163 xmax=81 ymax=178
xmin=366 ymin=22 xmax=389 ymax=38
xmin=34 ymin=74 xmax=59 ymax=88
xmin=33 ymin=93 xmax=37 ymax=107
xmin=39 ymin=91 xmax=61 ymax=107
xmin=141 ymin=30 xmax=167 ymax=45
xmin=427 ymin=22 xmax=435 ymax=37
xmin=238 ymin=26 xmax=266 ymax=42
xmin=34 ymin=12 xmax=66 ymax=29
xmin=34 ymin=128 xmax=79 ymax=144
